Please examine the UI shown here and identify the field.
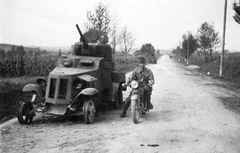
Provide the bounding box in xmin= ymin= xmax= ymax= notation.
xmin=0 ymin=55 xmax=139 ymax=122
xmin=0 ymin=56 xmax=57 ymax=77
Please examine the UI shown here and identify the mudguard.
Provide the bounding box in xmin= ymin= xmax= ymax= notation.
xmin=70 ymin=88 xmax=99 ymax=106
xmin=22 ymin=84 xmax=45 ymax=100
xmin=80 ymin=88 xmax=99 ymax=96
xmin=131 ymin=94 xmax=138 ymax=100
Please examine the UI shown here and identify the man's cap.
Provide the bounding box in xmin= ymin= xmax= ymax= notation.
xmin=138 ymin=57 xmax=146 ymax=64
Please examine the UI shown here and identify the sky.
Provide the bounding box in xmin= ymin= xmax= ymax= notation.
xmin=0 ymin=0 xmax=240 ymax=51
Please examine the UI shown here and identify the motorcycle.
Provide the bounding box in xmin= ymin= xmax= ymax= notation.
xmin=126 ymin=80 xmax=149 ymax=124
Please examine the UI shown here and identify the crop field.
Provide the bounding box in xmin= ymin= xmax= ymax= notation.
xmin=0 ymin=56 xmax=58 ymax=78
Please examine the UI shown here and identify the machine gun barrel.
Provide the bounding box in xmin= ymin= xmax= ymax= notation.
xmin=76 ymin=24 xmax=88 ymax=49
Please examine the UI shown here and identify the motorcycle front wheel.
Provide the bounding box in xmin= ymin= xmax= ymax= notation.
xmin=131 ymin=99 xmax=140 ymax=124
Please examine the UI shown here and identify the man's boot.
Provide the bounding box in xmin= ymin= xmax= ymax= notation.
xmin=148 ymin=102 xmax=153 ymax=109
xmin=147 ymin=95 xmax=153 ymax=110
xmin=120 ymin=111 xmax=127 ymax=118
xmin=120 ymin=98 xmax=131 ymax=118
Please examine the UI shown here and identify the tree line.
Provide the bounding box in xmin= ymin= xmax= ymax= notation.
xmin=0 ymin=45 xmax=26 ymax=59
xmin=172 ymin=22 xmax=220 ymax=63
xmin=172 ymin=1 xmax=240 ymax=63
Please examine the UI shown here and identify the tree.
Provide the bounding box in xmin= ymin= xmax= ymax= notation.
xmin=109 ymin=20 xmax=121 ymax=54
xmin=233 ymin=1 xmax=240 ymax=24
xmin=0 ymin=49 xmax=5 ymax=59
xmin=85 ymin=2 xmax=111 ymax=34
xmin=15 ymin=45 xmax=26 ymax=57
xmin=58 ymin=49 xmax=62 ymax=56
xmin=139 ymin=44 xmax=157 ymax=64
xmin=197 ymin=22 xmax=220 ymax=62
xmin=181 ymin=33 xmax=198 ymax=64
xmin=28 ymin=50 xmax=33 ymax=57
xmin=172 ymin=47 xmax=182 ymax=58
xmin=133 ymin=50 xmax=141 ymax=56
xmin=172 ymin=47 xmax=183 ymax=60
xmin=119 ymin=26 xmax=135 ymax=65
xmin=139 ymin=44 xmax=156 ymax=57
xmin=110 ymin=22 xmax=121 ymax=68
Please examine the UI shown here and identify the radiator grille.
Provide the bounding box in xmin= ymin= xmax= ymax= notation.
xmin=49 ymin=78 xmax=56 ymax=98
xmin=58 ymin=79 xmax=68 ymax=99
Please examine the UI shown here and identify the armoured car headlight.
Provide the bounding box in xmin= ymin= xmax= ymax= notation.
xmin=75 ymin=83 xmax=82 ymax=89
xmin=131 ymin=80 xmax=139 ymax=89
xmin=73 ymin=79 xmax=83 ymax=89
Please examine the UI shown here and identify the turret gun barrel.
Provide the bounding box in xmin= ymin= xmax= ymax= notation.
xmin=76 ymin=24 xmax=89 ymax=49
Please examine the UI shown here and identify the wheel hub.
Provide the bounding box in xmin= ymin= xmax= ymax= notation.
xmin=88 ymin=102 xmax=96 ymax=122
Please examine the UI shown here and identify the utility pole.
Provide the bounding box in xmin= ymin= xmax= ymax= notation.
xmin=219 ymin=0 xmax=227 ymax=77
xmin=187 ymin=31 xmax=190 ymax=65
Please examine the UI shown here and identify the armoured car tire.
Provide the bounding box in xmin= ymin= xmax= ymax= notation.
xmin=118 ymin=87 xmax=123 ymax=105
xmin=131 ymin=99 xmax=140 ymax=124
xmin=83 ymin=99 xmax=96 ymax=124
xmin=17 ymin=101 xmax=34 ymax=124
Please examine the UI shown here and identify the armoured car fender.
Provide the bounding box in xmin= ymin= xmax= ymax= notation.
xmin=22 ymin=84 xmax=45 ymax=100
xmin=80 ymin=88 xmax=99 ymax=96
xmin=70 ymin=88 xmax=99 ymax=106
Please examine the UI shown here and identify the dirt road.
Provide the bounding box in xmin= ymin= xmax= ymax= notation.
xmin=1 ymin=55 xmax=240 ymax=153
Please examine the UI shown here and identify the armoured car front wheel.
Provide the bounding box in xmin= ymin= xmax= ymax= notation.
xmin=83 ymin=99 xmax=96 ymax=124
xmin=17 ymin=101 xmax=34 ymax=124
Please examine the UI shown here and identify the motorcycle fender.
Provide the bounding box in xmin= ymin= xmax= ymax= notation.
xmin=80 ymin=88 xmax=99 ymax=96
xmin=131 ymin=94 xmax=138 ymax=100
xmin=22 ymin=84 xmax=45 ymax=100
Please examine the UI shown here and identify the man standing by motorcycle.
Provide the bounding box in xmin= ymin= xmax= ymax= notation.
xmin=120 ymin=56 xmax=155 ymax=118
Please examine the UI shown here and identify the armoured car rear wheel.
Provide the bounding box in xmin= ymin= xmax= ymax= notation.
xmin=115 ymin=88 xmax=123 ymax=108
xmin=83 ymin=99 xmax=96 ymax=124
xmin=17 ymin=101 xmax=34 ymax=124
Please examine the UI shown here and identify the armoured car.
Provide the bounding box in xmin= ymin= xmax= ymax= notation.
xmin=17 ymin=25 xmax=125 ymax=124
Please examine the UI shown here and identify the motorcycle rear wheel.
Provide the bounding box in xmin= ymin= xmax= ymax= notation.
xmin=131 ymin=99 xmax=140 ymax=124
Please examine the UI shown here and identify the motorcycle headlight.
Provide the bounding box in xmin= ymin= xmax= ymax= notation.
xmin=130 ymin=80 xmax=139 ymax=89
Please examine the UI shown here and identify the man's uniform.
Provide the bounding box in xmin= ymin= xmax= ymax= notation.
xmin=120 ymin=64 xmax=155 ymax=117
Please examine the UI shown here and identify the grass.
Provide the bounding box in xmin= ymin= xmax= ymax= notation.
xmin=0 ymin=76 xmax=40 ymax=122
xmin=0 ymin=76 xmax=40 ymax=93
xmin=114 ymin=55 xmax=139 ymax=73
xmin=189 ymin=53 xmax=240 ymax=88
